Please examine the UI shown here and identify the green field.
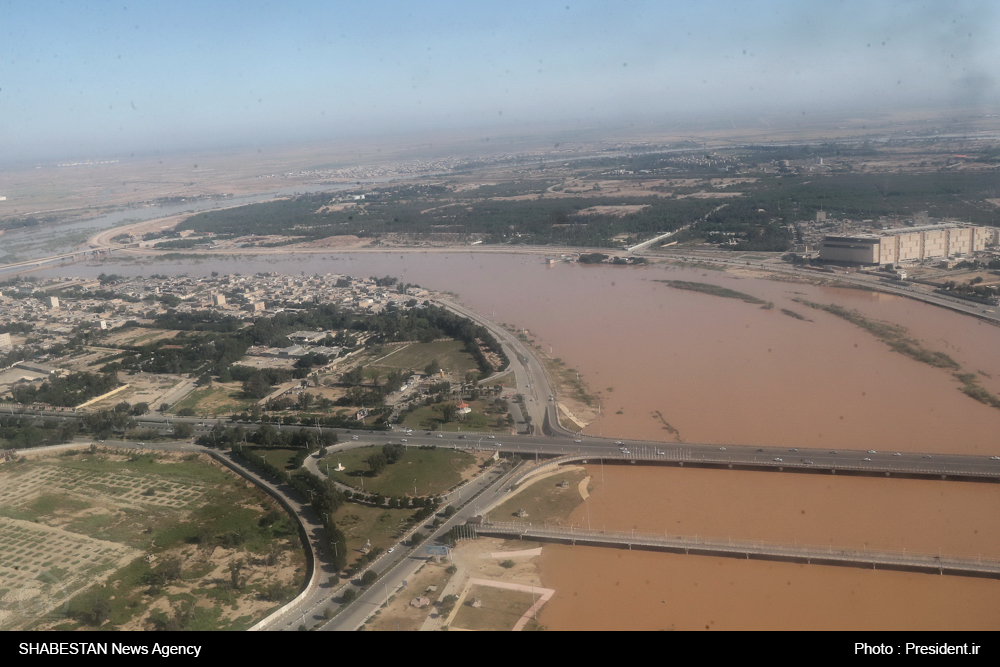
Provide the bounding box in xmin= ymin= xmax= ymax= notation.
xmin=168 ymin=383 xmax=255 ymax=416
xmin=248 ymin=448 xmax=301 ymax=471
xmin=399 ymin=400 xmax=509 ymax=433
xmin=368 ymin=340 xmax=479 ymax=376
xmin=321 ymin=446 xmax=475 ymax=497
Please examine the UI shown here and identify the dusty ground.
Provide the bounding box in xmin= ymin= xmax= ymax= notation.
xmin=0 ymin=449 xmax=305 ymax=631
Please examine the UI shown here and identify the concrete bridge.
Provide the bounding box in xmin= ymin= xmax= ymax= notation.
xmin=472 ymin=522 xmax=1000 ymax=580
xmin=505 ymin=449 xmax=1000 ymax=488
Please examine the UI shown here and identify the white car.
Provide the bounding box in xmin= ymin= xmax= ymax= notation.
xmin=400 ymin=439 xmax=407 ymax=443
xmin=863 ymin=457 xmax=872 ymax=462
xmin=387 ymin=547 xmax=394 ymax=554
xmin=488 ymin=436 xmax=496 ymax=439
xmin=615 ymin=441 xmax=624 ymax=445
xmin=892 ymin=452 xmax=900 ymax=456
xmin=436 ymin=434 xmax=443 ymax=438
xmin=867 ymin=450 xmax=876 ymax=454
xmin=773 ymin=457 xmax=783 ymax=462
xmin=574 ymin=439 xmax=582 ymax=443
xmin=992 ymin=456 xmax=1000 ymax=461
xmin=719 ymin=447 xmax=727 ymax=451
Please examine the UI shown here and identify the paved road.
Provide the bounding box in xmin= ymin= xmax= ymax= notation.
xmin=309 ymin=455 xmax=526 ymax=632
xmin=10 ymin=407 xmax=1000 ymax=478
xmin=436 ymin=298 xmax=573 ymax=437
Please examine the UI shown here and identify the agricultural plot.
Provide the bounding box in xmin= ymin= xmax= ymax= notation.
xmin=0 ymin=450 xmax=306 ymax=631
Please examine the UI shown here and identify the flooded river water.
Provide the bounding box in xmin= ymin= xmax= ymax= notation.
xmin=33 ymin=250 xmax=1000 ymax=629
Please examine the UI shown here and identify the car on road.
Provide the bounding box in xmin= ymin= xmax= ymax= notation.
xmin=829 ymin=450 xmax=838 ymax=454
xmin=436 ymin=434 xmax=443 ymax=438
xmin=614 ymin=441 xmax=624 ymax=445
xmin=789 ymin=448 xmax=798 ymax=452
xmin=923 ymin=455 xmax=932 ymax=459
xmin=863 ymin=457 xmax=872 ymax=461
xmin=574 ymin=439 xmax=582 ymax=443
xmin=387 ymin=547 xmax=394 ymax=554
xmin=803 ymin=460 xmax=813 ymax=465
xmin=488 ymin=435 xmax=496 ymax=439
xmin=773 ymin=457 xmax=783 ymax=462
xmin=992 ymin=456 xmax=1000 ymax=461
xmin=400 ymin=439 xmax=407 ymax=443
xmin=867 ymin=450 xmax=876 ymax=454
xmin=892 ymin=452 xmax=901 ymax=456
xmin=458 ymin=435 xmax=467 ymax=439
xmin=719 ymin=447 xmax=727 ymax=451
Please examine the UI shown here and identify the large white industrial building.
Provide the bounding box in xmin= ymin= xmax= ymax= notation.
xmin=819 ymin=224 xmax=991 ymax=265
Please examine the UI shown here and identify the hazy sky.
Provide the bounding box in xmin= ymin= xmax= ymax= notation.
xmin=2 ymin=0 xmax=997 ymax=161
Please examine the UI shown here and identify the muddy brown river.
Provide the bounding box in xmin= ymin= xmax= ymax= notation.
xmin=35 ymin=251 xmax=1000 ymax=629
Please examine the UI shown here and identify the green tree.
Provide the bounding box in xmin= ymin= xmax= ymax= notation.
xmin=424 ymin=359 xmax=441 ymax=376
xmin=361 ymin=570 xmax=378 ymax=586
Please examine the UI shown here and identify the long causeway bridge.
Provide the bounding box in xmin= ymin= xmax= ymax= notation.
xmin=471 ymin=522 xmax=1000 ymax=579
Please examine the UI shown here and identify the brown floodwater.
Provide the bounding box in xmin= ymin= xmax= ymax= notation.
xmin=570 ymin=464 xmax=1000 ymax=558
xmin=536 ymin=545 xmax=1000 ymax=631
xmin=42 ymin=252 xmax=1000 ymax=453
xmin=39 ymin=251 xmax=1000 ymax=628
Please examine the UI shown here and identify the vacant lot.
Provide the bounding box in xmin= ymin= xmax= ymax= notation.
xmin=322 ymin=446 xmax=476 ymax=497
xmin=0 ymin=450 xmax=305 ymax=631
xmin=168 ymin=382 xmax=255 ymax=416
xmin=368 ymin=340 xmax=479 ymax=376
xmin=451 ymin=584 xmax=536 ymax=631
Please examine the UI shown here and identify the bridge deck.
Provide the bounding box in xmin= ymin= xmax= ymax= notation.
xmin=473 ymin=522 xmax=1000 ymax=578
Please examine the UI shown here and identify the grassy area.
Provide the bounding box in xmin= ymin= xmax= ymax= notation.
xmin=0 ymin=451 xmax=305 ymax=631
xmin=167 ymin=382 xmax=255 ymax=416
xmin=321 ymin=446 xmax=475 ymax=497
xmin=489 ymin=468 xmax=588 ymax=525
xmin=794 ymin=299 xmax=960 ymax=369
xmin=655 ymin=280 xmax=767 ymax=304
xmin=451 ymin=585 xmax=536 ymax=631
xmin=332 ymin=503 xmax=417 ymax=555
xmin=367 ymin=340 xmax=479 ymax=376
xmin=399 ymin=400 xmax=509 ymax=433
xmin=248 ymin=448 xmax=301 ymax=472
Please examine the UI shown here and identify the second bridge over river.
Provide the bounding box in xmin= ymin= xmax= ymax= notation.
xmin=467 ymin=522 xmax=1000 ymax=580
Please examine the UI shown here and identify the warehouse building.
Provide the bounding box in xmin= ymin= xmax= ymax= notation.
xmin=819 ymin=224 xmax=990 ymax=265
